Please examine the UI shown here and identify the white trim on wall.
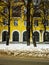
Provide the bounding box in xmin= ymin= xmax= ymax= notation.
xmin=33 ymin=30 xmax=40 ymax=34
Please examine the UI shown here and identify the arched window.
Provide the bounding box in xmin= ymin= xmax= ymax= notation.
xmin=33 ymin=31 xmax=39 ymax=42
xmin=13 ymin=31 xmax=19 ymax=41
xmin=2 ymin=31 xmax=7 ymax=41
xmin=43 ymin=31 xmax=49 ymax=42
xmin=23 ymin=31 xmax=27 ymax=41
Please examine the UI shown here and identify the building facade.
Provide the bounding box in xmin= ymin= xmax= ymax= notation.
xmin=0 ymin=0 xmax=49 ymax=43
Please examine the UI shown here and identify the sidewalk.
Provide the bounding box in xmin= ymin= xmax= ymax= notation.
xmin=0 ymin=43 xmax=49 ymax=58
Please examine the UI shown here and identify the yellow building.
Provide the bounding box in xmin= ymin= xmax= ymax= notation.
xmin=0 ymin=0 xmax=49 ymax=43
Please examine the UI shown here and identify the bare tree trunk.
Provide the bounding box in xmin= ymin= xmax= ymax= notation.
xmin=27 ymin=0 xmax=30 ymax=45
xmin=6 ymin=1 xmax=10 ymax=45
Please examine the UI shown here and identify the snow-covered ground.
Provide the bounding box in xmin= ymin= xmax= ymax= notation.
xmin=0 ymin=43 xmax=49 ymax=58
xmin=0 ymin=43 xmax=49 ymax=51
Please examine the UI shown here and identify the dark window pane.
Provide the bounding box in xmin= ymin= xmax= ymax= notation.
xmin=3 ymin=7 xmax=8 ymax=14
xmin=14 ymin=20 xmax=18 ymax=26
xmin=3 ymin=19 xmax=8 ymax=25
xmin=2 ymin=31 xmax=8 ymax=41
xmin=44 ymin=32 xmax=49 ymax=42
xmin=23 ymin=31 xmax=27 ymax=41
xmin=12 ymin=6 xmax=21 ymax=17
xmin=43 ymin=20 xmax=48 ymax=26
xmin=13 ymin=31 xmax=19 ymax=41
xmin=34 ymin=20 xmax=38 ymax=26
xmin=33 ymin=31 xmax=39 ymax=42
xmin=33 ymin=11 xmax=41 ymax=17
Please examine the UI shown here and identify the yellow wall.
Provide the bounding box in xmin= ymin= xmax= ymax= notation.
xmin=0 ymin=1 xmax=49 ymax=43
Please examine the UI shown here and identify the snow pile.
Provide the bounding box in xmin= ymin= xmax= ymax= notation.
xmin=0 ymin=44 xmax=49 ymax=58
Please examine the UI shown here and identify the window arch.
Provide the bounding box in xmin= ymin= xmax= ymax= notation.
xmin=2 ymin=31 xmax=8 ymax=42
xmin=43 ymin=31 xmax=49 ymax=42
xmin=33 ymin=31 xmax=39 ymax=42
xmin=23 ymin=31 xmax=27 ymax=41
xmin=13 ymin=31 xmax=19 ymax=41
